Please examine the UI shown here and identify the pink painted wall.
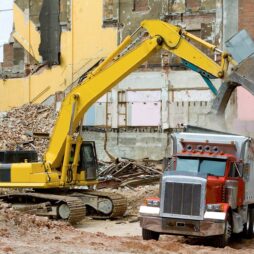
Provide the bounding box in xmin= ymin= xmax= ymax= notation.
xmin=127 ymin=91 xmax=161 ymax=126
xmin=237 ymin=87 xmax=254 ymax=120
xmin=131 ymin=102 xmax=161 ymax=126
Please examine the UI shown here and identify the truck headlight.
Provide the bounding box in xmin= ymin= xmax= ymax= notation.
xmin=206 ymin=204 xmax=224 ymax=212
xmin=145 ymin=198 xmax=160 ymax=207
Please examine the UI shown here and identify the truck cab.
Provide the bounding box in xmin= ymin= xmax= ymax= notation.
xmin=174 ymin=153 xmax=244 ymax=207
xmin=139 ymin=132 xmax=254 ymax=247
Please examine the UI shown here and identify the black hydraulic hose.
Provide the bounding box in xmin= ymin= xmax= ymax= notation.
xmin=67 ymin=166 xmax=73 ymax=183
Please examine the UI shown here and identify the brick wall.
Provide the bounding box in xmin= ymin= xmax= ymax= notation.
xmin=239 ymin=0 xmax=254 ymax=37
xmin=133 ymin=0 xmax=149 ymax=12
xmin=186 ymin=0 xmax=201 ymax=11
xmin=2 ymin=44 xmax=14 ymax=68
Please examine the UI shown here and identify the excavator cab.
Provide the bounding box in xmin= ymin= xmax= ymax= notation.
xmin=71 ymin=141 xmax=98 ymax=181
xmin=79 ymin=141 xmax=98 ymax=180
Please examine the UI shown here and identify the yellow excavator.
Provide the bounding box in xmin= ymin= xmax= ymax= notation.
xmin=0 ymin=20 xmax=235 ymax=223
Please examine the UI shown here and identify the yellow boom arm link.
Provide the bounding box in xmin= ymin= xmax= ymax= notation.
xmin=45 ymin=20 xmax=231 ymax=175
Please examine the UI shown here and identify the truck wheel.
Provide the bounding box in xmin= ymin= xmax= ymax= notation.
xmin=216 ymin=213 xmax=232 ymax=248
xmin=243 ymin=208 xmax=254 ymax=239
xmin=142 ymin=228 xmax=160 ymax=241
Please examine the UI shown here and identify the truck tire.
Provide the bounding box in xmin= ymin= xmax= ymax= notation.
xmin=243 ymin=208 xmax=254 ymax=239
xmin=216 ymin=213 xmax=232 ymax=248
xmin=142 ymin=228 xmax=160 ymax=241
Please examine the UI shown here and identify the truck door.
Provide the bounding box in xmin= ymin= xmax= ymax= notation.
xmin=228 ymin=161 xmax=245 ymax=207
xmin=78 ymin=141 xmax=98 ymax=180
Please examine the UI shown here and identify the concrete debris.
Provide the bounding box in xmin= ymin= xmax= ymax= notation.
xmin=98 ymin=159 xmax=162 ymax=189
xmin=0 ymin=104 xmax=56 ymax=160
xmin=0 ymin=201 xmax=72 ymax=231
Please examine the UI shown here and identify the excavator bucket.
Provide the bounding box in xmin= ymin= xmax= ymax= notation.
xmin=212 ymin=30 xmax=254 ymax=114
xmin=212 ymin=54 xmax=254 ymax=114
xmin=227 ymin=54 xmax=254 ymax=95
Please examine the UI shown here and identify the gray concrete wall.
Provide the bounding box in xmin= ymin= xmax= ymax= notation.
xmin=83 ymin=70 xmax=222 ymax=129
xmin=222 ymin=0 xmax=238 ymax=48
xmin=83 ymin=98 xmax=229 ymax=162
xmin=82 ymin=129 xmax=169 ymax=161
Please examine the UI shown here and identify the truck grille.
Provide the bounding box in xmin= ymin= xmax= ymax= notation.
xmin=163 ymin=182 xmax=202 ymax=217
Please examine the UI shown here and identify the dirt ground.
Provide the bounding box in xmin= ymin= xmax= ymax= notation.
xmin=1 ymin=185 xmax=254 ymax=254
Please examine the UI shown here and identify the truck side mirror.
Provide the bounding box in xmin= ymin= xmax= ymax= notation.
xmin=162 ymin=157 xmax=171 ymax=171
xmin=236 ymin=162 xmax=243 ymax=177
xmin=163 ymin=157 xmax=175 ymax=171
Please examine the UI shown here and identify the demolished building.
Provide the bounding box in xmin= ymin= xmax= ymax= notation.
xmin=0 ymin=0 xmax=254 ymax=160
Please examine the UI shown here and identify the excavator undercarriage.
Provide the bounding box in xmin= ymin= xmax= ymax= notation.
xmin=0 ymin=190 xmax=127 ymax=224
xmin=0 ymin=143 xmax=127 ymax=224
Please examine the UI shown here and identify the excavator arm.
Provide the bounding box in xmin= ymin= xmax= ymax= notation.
xmin=142 ymin=20 xmax=232 ymax=78
xmin=45 ymin=20 xmax=235 ymax=185
xmin=1 ymin=20 xmax=234 ymax=188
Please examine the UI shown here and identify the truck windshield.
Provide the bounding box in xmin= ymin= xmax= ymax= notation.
xmin=176 ymin=157 xmax=226 ymax=176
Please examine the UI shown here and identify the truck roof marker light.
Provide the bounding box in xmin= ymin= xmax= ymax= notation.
xmin=197 ymin=145 xmax=203 ymax=152
xmin=212 ymin=146 xmax=219 ymax=153
xmin=204 ymin=145 xmax=210 ymax=152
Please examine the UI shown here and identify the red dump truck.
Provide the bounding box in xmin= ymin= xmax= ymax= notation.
xmin=139 ymin=132 xmax=254 ymax=247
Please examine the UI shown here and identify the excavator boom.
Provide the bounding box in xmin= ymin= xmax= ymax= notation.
xmin=45 ymin=20 xmax=232 ymax=172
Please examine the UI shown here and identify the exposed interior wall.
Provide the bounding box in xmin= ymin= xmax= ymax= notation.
xmin=38 ymin=0 xmax=61 ymax=66
xmin=82 ymin=130 xmax=169 ymax=161
xmin=82 ymin=0 xmax=243 ymax=160
xmin=83 ymin=0 xmax=234 ymax=131
xmin=233 ymin=0 xmax=254 ymax=136
xmin=0 ymin=0 xmax=117 ymax=110
xmin=1 ymin=0 xmax=249 ymax=160
xmin=84 ymin=70 xmax=221 ymax=129
xmin=102 ymin=0 xmax=217 ymax=68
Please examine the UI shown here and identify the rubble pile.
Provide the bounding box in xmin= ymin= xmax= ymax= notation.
xmin=0 ymin=202 xmax=72 ymax=232
xmin=98 ymin=159 xmax=162 ymax=189
xmin=123 ymin=184 xmax=160 ymax=215
xmin=0 ymin=104 xmax=56 ymax=160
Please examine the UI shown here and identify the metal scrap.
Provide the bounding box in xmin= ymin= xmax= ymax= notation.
xmin=98 ymin=159 xmax=162 ymax=189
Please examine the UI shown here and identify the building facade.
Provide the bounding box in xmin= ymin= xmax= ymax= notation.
xmin=0 ymin=0 xmax=254 ymax=160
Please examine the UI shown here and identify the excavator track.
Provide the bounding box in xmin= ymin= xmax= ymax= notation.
xmin=0 ymin=190 xmax=127 ymax=222
xmin=66 ymin=198 xmax=86 ymax=224
xmin=0 ymin=192 xmax=86 ymax=225
xmin=81 ymin=191 xmax=127 ymax=219
xmin=68 ymin=190 xmax=127 ymax=219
